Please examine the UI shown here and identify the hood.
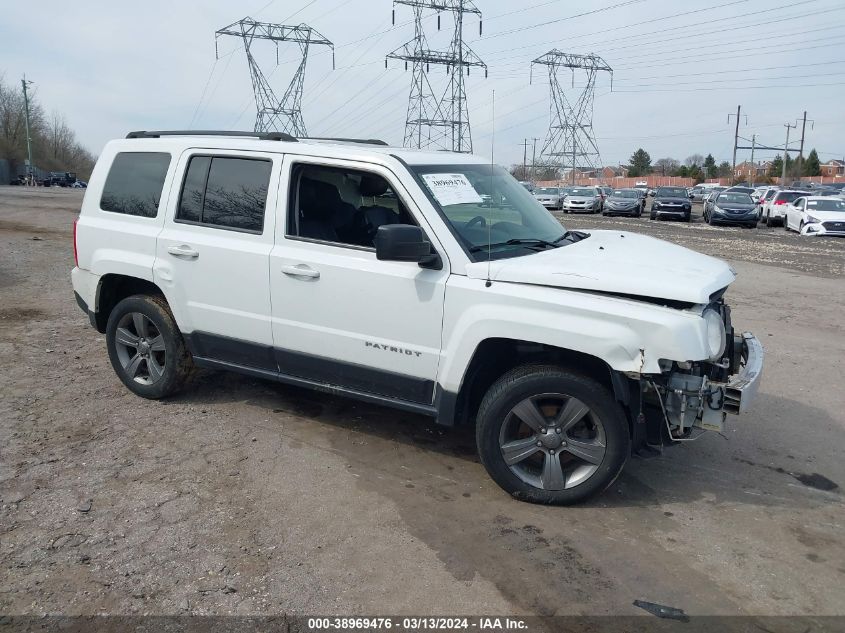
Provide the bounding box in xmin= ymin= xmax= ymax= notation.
xmin=714 ymin=202 xmax=756 ymax=212
xmin=465 ymin=230 xmax=736 ymax=305
xmin=806 ymin=211 xmax=845 ymax=222
xmin=566 ymin=195 xmax=597 ymax=202
xmin=606 ymin=197 xmax=638 ymax=205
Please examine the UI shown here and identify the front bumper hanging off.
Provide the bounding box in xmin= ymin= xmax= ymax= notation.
xmin=723 ymin=332 xmax=764 ymax=414
xmin=645 ymin=332 xmax=765 ymax=442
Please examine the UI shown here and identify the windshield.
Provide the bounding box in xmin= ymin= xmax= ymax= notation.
xmin=569 ymin=188 xmax=596 ymax=197
xmin=730 ymin=187 xmax=754 ymax=194
xmin=717 ymin=193 xmax=753 ymax=205
xmin=656 ymin=187 xmax=688 ymax=197
xmin=612 ymin=189 xmax=638 ymax=198
xmin=413 ymin=164 xmax=572 ymax=261
xmin=536 ymin=187 xmax=559 ymax=195
xmin=807 ymin=198 xmax=845 ymax=212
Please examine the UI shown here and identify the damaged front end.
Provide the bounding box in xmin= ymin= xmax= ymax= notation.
xmin=630 ymin=303 xmax=764 ymax=451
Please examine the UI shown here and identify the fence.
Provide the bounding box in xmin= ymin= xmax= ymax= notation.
xmin=536 ymin=176 xmax=696 ymax=188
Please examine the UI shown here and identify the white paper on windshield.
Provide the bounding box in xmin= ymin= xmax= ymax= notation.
xmin=421 ymin=173 xmax=483 ymax=206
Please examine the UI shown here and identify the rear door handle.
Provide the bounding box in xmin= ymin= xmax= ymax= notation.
xmin=167 ymin=245 xmax=199 ymax=259
xmin=281 ymin=264 xmax=320 ymax=279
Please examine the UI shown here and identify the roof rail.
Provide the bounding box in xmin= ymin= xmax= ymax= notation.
xmin=301 ymin=137 xmax=389 ymax=146
xmin=126 ymin=130 xmax=298 ymax=142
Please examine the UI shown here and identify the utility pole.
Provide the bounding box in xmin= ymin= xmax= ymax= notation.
xmin=749 ymin=134 xmax=756 ymax=185
xmin=531 ymin=137 xmax=538 ymax=184
xmin=794 ymin=111 xmax=814 ymax=178
xmin=521 ymin=139 xmax=528 ymax=181
xmin=781 ymin=122 xmax=797 ymax=186
xmin=21 ymin=75 xmax=34 ymax=185
xmin=728 ymin=105 xmax=742 ymax=178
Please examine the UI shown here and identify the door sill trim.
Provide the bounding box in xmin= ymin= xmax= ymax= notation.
xmin=192 ymin=356 xmax=438 ymax=418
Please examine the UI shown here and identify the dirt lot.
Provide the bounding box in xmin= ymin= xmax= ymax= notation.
xmin=1 ymin=187 xmax=844 ymax=618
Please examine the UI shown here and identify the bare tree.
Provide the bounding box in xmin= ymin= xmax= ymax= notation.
xmin=654 ymin=157 xmax=680 ymax=176
xmin=0 ymin=75 xmax=94 ymax=179
xmin=684 ymin=154 xmax=704 ymax=167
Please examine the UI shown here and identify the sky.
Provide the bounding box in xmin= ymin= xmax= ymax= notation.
xmin=2 ymin=0 xmax=844 ymax=169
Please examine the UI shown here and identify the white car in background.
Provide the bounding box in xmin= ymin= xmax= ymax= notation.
xmin=784 ymin=196 xmax=845 ymax=236
xmin=533 ymin=186 xmax=564 ymax=210
xmin=561 ymin=186 xmax=602 ymax=213
xmin=762 ymin=189 xmax=810 ymax=227
xmin=756 ymin=187 xmax=780 ymax=221
xmin=751 ymin=186 xmax=769 ymax=203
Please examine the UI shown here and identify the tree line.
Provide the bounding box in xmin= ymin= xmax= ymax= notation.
xmin=627 ymin=147 xmax=822 ymax=182
xmin=0 ymin=73 xmax=95 ymax=181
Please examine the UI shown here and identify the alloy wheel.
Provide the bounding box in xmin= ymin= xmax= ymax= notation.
xmin=113 ymin=312 xmax=166 ymax=385
xmin=498 ymin=393 xmax=607 ymax=490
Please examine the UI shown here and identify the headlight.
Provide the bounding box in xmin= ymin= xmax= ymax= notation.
xmin=703 ymin=308 xmax=726 ymax=361
xmin=806 ymin=215 xmax=821 ymax=224
xmin=713 ymin=206 xmax=723 ymax=214
xmin=653 ymin=202 xmax=661 ymax=209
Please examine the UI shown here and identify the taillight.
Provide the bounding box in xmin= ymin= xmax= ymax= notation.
xmin=73 ymin=217 xmax=79 ymax=267
xmin=774 ymin=199 xmax=787 ymax=205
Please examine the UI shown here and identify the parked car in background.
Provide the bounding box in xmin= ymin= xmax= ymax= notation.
xmin=755 ymin=187 xmax=779 ymax=221
xmin=751 ymin=186 xmax=769 ymax=203
xmin=518 ymin=180 xmax=535 ymax=193
xmin=763 ymin=189 xmax=810 ymax=227
xmin=533 ymin=186 xmax=564 ymax=210
xmin=602 ymin=188 xmax=643 ymax=217
xmin=561 ymin=186 xmax=602 ymax=213
xmin=784 ymin=196 xmax=845 ymax=236
xmin=724 ymin=186 xmax=755 ymax=196
xmin=702 ymin=188 xmax=727 ymax=217
xmin=49 ymin=171 xmax=78 ymax=187
xmin=71 ymin=180 xmax=88 ymax=188
xmin=704 ymin=191 xmax=758 ymax=227
xmin=650 ymin=186 xmax=692 ymax=221
xmin=813 ymin=187 xmax=842 ymax=197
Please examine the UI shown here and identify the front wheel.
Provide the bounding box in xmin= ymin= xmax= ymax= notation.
xmin=106 ymin=294 xmax=193 ymax=399
xmin=476 ymin=365 xmax=630 ymax=505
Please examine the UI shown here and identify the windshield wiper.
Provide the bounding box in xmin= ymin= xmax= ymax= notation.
xmin=468 ymin=238 xmax=560 ymax=253
xmin=553 ymin=230 xmax=590 ymax=243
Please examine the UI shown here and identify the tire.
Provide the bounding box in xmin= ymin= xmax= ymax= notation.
xmin=766 ymin=212 xmax=775 ymax=228
xmin=799 ymin=220 xmax=805 ymax=234
xmin=106 ymin=294 xmax=193 ymax=399
xmin=649 ymin=212 xmax=657 ymax=220
xmin=476 ymin=365 xmax=630 ymax=505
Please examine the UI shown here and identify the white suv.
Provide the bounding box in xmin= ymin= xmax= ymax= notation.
xmin=71 ymin=130 xmax=764 ymax=505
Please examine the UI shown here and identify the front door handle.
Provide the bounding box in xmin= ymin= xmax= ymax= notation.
xmin=167 ymin=245 xmax=199 ymax=259
xmin=281 ymin=264 xmax=320 ymax=279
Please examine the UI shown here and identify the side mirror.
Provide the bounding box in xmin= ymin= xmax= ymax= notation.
xmin=375 ymin=224 xmax=439 ymax=269
xmin=689 ymin=193 xmax=695 ymax=199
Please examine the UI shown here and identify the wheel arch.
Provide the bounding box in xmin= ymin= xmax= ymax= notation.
xmin=442 ymin=337 xmax=639 ymax=435
xmin=94 ymin=274 xmax=169 ymax=333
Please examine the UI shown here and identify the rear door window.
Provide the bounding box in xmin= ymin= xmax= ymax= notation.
xmin=100 ymin=152 xmax=171 ymax=217
xmin=176 ymin=155 xmax=272 ymax=233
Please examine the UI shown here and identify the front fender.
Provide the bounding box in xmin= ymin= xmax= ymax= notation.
xmin=438 ymin=276 xmax=709 ymax=393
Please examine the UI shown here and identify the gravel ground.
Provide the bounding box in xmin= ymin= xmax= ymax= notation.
xmin=1 ymin=187 xmax=844 ymax=619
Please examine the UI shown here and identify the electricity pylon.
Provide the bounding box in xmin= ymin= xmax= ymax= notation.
xmin=531 ymin=51 xmax=612 ymax=183
xmin=216 ymin=17 xmax=334 ymax=136
xmin=387 ymin=1 xmax=486 ymax=153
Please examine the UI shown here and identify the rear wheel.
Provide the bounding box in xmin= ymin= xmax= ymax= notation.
xmin=476 ymin=365 xmax=630 ymax=505
xmin=106 ymin=295 xmax=193 ymax=399
xmin=766 ymin=212 xmax=775 ymax=228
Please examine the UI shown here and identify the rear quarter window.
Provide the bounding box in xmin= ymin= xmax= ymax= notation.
xmin=100 ymin=152 xmax=171 ymax=217
xmin=176 ymin=155 xmax=272 ymax=233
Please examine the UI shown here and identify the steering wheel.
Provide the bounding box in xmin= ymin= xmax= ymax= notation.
xmin=464 ymin=215 xmax=487 ymax=229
